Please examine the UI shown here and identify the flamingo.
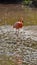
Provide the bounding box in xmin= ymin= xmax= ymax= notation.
xmin=13 ymin=17 xmax=23 ymax=35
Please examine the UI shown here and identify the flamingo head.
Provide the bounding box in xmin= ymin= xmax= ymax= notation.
xmin=19 ymin=17 xmax=23 ymax=23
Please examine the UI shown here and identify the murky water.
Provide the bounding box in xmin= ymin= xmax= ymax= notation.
xmin=0 ymin=25 xmax=37 ymax=65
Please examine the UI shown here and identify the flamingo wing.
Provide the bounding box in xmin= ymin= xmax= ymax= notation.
xmin=13 ymin=22 xmax=23 ymax=29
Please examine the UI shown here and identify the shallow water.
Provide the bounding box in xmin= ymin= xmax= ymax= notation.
xmin=0 ymin=25 xmax=37 ymax=65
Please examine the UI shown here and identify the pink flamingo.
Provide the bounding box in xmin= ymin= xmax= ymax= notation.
xmin=13 ymin=17 xmax=23 ymax=29
xmin=13 ymin=17 xmax=24 ymax=35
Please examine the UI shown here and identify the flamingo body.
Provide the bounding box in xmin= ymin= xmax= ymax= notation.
xmin=13 ymin=21 xmax=23 ymax=29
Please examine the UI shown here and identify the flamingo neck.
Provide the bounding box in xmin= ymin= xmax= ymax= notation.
xmin=19 ymin=21 xmax=22 ymax=22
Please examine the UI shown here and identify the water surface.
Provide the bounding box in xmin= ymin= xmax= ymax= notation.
xmin=0 ymin=25 xmax=37 ymax=65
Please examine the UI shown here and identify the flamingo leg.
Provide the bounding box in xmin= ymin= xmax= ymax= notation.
xmin=15 ymin=29 xmax=18 ymax=36
xmin=17 ymin=29 xmax=20 ymax=37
